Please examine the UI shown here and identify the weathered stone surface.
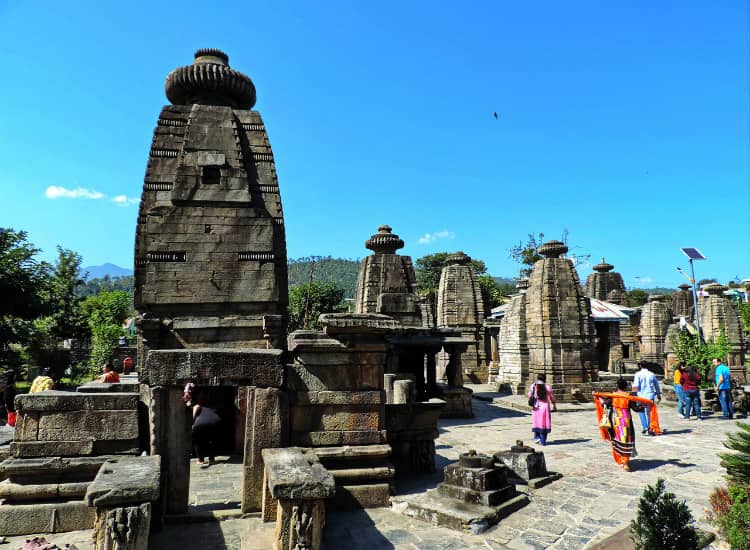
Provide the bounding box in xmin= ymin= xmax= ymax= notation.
xmin=93 ymin=502 xmax=151 ymax=550
xmin=85 ymin=456 xmax=161 ymax=507
xmin=33 ymin=410 xmax=138 ymax=442
xmin=311 ymin=444 xmax=391 ymax=461
xmin=699 ymin=284 xmax=746 ymax=368
xmin=76 ymin=381 xmax=140 ymax=394
xmin=291 ymin=430 xmax=385 ymax=446
xmin=11 ymin=440 xmax=94 ymax=458
xmin=0 ymin=479 xmax=90 ymax=502
xmin=275 ymin=499 xmax=326 ymax=550
xmin=261 ymin=447 xmax=335 ymax=500
xmin=0 ymin=456 xmax=114 ymax=478
xmin=285 ymin=364 xmax=382 ymax=392
xmin=0 ymin=500 xmax=96 ymax=536
xmin=0 ymin=425 xmax=13 ymax=446
xmin=319 ymin=313 xmax=401 ymax=334
xmin=672 ymin=284 xmax=694 ymax=318
xmin=443 ymin=463 xmax=508 ymax=492
xmin=162 ymin=387 xmax=191 ymax=515
xmin=243 ymin=387 xmax=288 ymax=512
xmin=639 ymin=295 xmax=671 ymax=368
xmin=494 ymin=449 xmax=548 ymax=481
xmin=290 ymin=406 xmax=381 ymax=433
xmin=142 ymin=348 xmax=284 ymax=386
xmin=15 ymin=391 xmax=138 ymax=413
xmin=435 ymin=385 xmax=473 ymax=418
xmin=290 ymin=391 xmax=384 ymax=406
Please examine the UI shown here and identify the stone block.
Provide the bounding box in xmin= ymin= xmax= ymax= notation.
xmin=329 ymin=483 xmax=391 ymax=509
xmin=290 ymin=391 xmax=384 ymax=406
xmin=290 ymin=405 xmax=381 ymax=433
xmin=34 ymin=410 xmax=138 ymax=442
xmin=0 ymin=456 xmax=113 ymax=479
xmin=11 ymin=440 xmax=95 ymax=458
xmin=261 ymin=447 xmax=335 ymax=500
xmin=0 ymin=500 xmax=96 ymax=536
xmin=143 ymin=348 xmax=284 ymax=386
xmin=0 ymin=479 xmax=90 ymax=502
xmin=494 ymin=449 xmax=548 ymax=481
xmin=15 ymin=391 xmax=138 ymax=413
xmin=0 ymin=426 xmax=14 ymax=446
xmin=443 ymin=463 xmax=508 ymax=492
xmin=291 ymin=430 xmax=385 ymax=446
xmin=311 ymin=444 xmax=391 ymax=462
xmin=274 ymin=499 xmax=325 ymax=550
xmin=437 ymin=483 xmax=516 ymax=507
xmin=285 ymin=364 xmax=383 ymax=391
xmin=85 ymin=456 xmax=161 ymax=507
xmin=93 ymin=502 xmax=151 ymax=550
xmin=76 ymin=381 xmax=140 ymax=394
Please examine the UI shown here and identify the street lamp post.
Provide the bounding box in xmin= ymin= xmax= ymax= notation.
xmin=679 ymin=247 xmax=707 ymax=348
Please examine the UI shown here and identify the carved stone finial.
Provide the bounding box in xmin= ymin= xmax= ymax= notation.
xmin=593 ymin=258 xmax=614 ymax=272
xmin=648 ymin=294 xmax=665 ymax=302
xmin=165 ymin=48 xmax=256 ymax=109
xmin=703 ymin=283 xmax=728 ymax=296
xmin=446 ymin=251 xmax=471 ymax=265
xmin=365 ymin=225 xmax=404 ymax=254
xmin=537 ymin=240 xmax=568 ymax=258
xmin=678 ymin=283 xmax=691 ymax=291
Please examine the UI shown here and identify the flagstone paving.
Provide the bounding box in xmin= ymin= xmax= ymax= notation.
xmin=3 ymin=387 xmax=742 ymax=549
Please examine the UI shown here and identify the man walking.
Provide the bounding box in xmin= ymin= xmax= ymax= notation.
xmin=632 ymin=361 xmax=661 ymax=435
xmin=713 ymin=357 xmax=734 ymax=419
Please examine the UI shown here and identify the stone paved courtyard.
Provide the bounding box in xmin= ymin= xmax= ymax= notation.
xmin=3 ymin=388 xmax=741 ymax=549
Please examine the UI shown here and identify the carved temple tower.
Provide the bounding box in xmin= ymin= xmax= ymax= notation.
xmin=134 ymin=49 xmax=288 ymax=357
xmin=584 ymin=258 xmax=627 ymax=305
xmin=436 ymin=252 xmax=486 ymax=382
xmin=700 ymin=283 xmax=746 ymax=371
xmin=353 ymin=225 xmax=432 ymax=327
xmin=672 ymin=283 xmax=694 ymax=319
xmin=638 ymin=295 xmax=671 ymax=369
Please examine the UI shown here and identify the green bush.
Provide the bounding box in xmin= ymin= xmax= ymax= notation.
xmin=631 ymin=478 xmax=698 ymax=550
xmin=724 ymin=500 xmax=750 ymax=550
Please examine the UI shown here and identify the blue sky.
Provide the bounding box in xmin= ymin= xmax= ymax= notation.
xmin=0 ymin=1 xmax=748 ymax=288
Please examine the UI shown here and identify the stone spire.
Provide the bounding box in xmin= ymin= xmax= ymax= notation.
xmin=365 ymin=225 xmax=405 ymax=255
xmin=672 ymin=283 xmax=694 ymax=318
xmin=699 ymin=284 xmax=745 ymax=367
xmin=638 ymin=295 xmax=671 ymax=368
xmin=165 ymin=48 xmax=256 ymax=109
xmin=537 ymin=240 xmax=568 ymax=258
xmin=354 ymin=226 xmax=430 ymax=327
xmin=584 ymin=257 xmax=627 ymax=306
xmin=134 ymin=48 xmax=288 ymax=354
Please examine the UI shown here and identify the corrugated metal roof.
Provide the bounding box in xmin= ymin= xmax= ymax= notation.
xmin=589 ymin=298 xmax=631 ymax=321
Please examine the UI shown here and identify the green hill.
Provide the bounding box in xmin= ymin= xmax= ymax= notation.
xmin=288 ymin=257 xmax=361 ymax=299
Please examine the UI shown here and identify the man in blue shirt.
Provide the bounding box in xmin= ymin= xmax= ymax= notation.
xmin=632 ymin=361 xmax=661 ymax=435
xmin=713 ymin=357 xmax=734 ymax=419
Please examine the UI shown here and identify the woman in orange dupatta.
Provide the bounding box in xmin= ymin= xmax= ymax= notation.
xmin=594 ymin=378 xmax=661 ymax=471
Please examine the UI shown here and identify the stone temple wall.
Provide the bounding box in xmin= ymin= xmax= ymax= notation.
xmin=699 ymin=284 xmax=745 ymax=367
xmin=584 ymin=259 xmax=627 ymax=306
xmin=638 ymin=295 xmax=671 ymax=368
xmin=436 ymin=252 xmax=487 ymax=383
xmin=496 ymin=293 xmax=528 ymax=394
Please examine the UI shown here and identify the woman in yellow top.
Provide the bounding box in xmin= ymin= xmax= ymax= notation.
xmin=29 ymin=368 xmax=55 ymax=393
xmin=673 ymin=362 xmax=687 ymax=418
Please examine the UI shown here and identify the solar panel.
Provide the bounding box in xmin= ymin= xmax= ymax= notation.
xmin=681 ymin=247 xmax=706 ymax=260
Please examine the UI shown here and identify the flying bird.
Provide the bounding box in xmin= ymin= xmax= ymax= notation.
xmin=493 ymin=112 xmax=498 ymax=119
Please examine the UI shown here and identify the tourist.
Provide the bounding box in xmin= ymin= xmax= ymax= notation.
xmin=527 ymin=373 xmax=557 ymax=445
xmin=191 ymin=388 xmax=222 ymax=468
xmin=594 ymin=378 xmax=661 ymax=471
xmin=97 ymin=363 xmax=120 ymax=384
xmin=673 ymin=362 xmax=687 ymax=418
xmin=631 ymin=362 xmax=661 ymax=435
xmin=713 ymin=357 xmax=734 ymax=419
xmin=29 ymin=368 xmax=55 ymax=393
xmin=680 ymin=365 xmax=702 ymax=420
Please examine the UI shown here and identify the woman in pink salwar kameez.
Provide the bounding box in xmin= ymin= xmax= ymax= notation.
xmin=527 ymin=373 xmax=557 ymax=445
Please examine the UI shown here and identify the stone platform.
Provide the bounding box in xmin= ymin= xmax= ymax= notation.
xmin=3 ymin=392 xmax=742 ymax=549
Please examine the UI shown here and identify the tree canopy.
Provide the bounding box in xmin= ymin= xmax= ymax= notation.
xmin=288 ymin=281 xmax=346 ymax=332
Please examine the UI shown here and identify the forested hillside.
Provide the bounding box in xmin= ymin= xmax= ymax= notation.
xmin=288 ymin=257 xmax=361 ymax=298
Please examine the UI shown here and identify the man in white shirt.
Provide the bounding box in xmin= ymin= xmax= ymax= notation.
xmin=632 ymin=362 xmax=661 ymax=435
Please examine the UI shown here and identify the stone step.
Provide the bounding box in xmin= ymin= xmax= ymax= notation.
xmin=437 ymin=483 xmax=516 ymax=507
xmin=0 ymin=500 xmax=95 ymax=536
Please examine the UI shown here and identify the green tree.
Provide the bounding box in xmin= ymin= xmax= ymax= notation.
xmin=508 ymin=232 xmax=544 ymax=279
xmin=288 ymin=281 xmax=346 ymax=332
xmin=477 ymin=274 xmax=504 ymax=312
xmin=48 ymin=247 xmax=88 ymax=342
xmin=721 ymin=422 xmax=750 ymax=487
xmin=669 ymin=328 xmax=729 ymax=381
xmin=627 ymin=289 xmax=650 ymax=307
xmin=81 ymin=290 xmax=131 ymax=370
xmin=0 ymin=229 xmax=52 ymax=365
xmin=738 ymin=301 xmax=750 ymax=336
xmin=415 ymin=253 xmax=488 ymax=308
xmin=630 ymin=478 xmax=698 ymax=550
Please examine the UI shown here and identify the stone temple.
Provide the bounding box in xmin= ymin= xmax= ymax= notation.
xmin=134 ymin=48 xmax=288 ymax=356
xmin=638 ymin=294 xmax=671 ymax=371
xmin=672 ymin=283 xmax=694 ymax=318
xmin=584 ymin=258 xmax=627 ymax=305
xmin=700 ymin=283 xmax=746 ymax=373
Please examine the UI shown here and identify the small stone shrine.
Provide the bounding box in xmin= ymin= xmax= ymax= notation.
xmin=392 ymin=450 xmax=528 ymax=534
xmin=353 ymin=225 xmax=433 ymax=327
xmin=638 ymin=295 xmax=671 ymax=370
xmin=134 ymin=48 xmax=288 ymax=356
xmin=494 ymin=440 xmax=562 ymax=489
xmin=584 ymin=258 xmax=627 ymax=305
xmin=495 ymin=279 xmax=530 ymax=394
xmin=436 ymin=251 xmax=487 ymax=383
xmin=672 ymin=283 xmax=694 ymax=319
xmin=700 ymin=283 xmax=746 ymax=373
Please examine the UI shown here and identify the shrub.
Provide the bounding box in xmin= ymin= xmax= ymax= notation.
xmin=631 ymin=478 xmax=698 ymax=550
xmin=721 ymin=422 xmax=750 ymax=486
xmin=724 ymin=500 xmax=750 ymax=550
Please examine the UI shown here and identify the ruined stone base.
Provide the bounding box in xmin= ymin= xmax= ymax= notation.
xmin=392 ymin=491 xmax=529 ymax=534
xmin=0 ymin=500 xmax=95 ymax=536
xmin=435 ymin=385 xmax=473 ymax=418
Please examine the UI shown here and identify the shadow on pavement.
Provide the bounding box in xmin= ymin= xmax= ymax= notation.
xmin=632 ymin=458 xmax=696 ymax=471
xmin=546 ymin=437 xmax=592 ymax=445
xmin=323 ymin=510 xmax=396 ymax=550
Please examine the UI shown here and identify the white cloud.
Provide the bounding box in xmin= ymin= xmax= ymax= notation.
xmin=417 ymin=230 xmax=456 ymax=245
xmin=45 ymin=185 xmax=104 ymax=200
xmin=111 ymin=195 xmax=139 ymax=207
xmin=633 ymin=276 xmax=654 ymax=285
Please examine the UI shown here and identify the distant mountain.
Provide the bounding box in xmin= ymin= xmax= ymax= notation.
xmin=288 ymin=257 xmax=361 ymax=299
xmin=82 ymin=263 xmax=133 ymax=279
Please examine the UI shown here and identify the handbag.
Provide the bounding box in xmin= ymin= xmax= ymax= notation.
xmin=599 ymin=405 xmax=613 ymax=429
xmin=528 ymin=395 xmax=537 ymax=407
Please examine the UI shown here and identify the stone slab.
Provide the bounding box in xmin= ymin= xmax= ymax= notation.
xmin=0 ymin=426 xmax=14 ymax=446
xmin=15 ymin=391 xmax=138 ymax=413
xmin=85 ymin=455 xmax=161 ymax=507
xmin=311 ymin=444 xmax=391 ymax=461
xmin=143 ymin=348 xmax=284 ymax=387
xmin=291 ymin=430 xmax=385 ymax=446
xmin=290 ymin=391 xmax=384 ymax=405
xmin=11 ymin=440 xmax=94 ymax=458
xmin=76 ymin=381 xmax=140 ymax=393
xmin=261 ymin=447 xmax=335 ymax=500
xmin=32 ymin=410 xmax=138 ymax=442
xmin=0 ymin=479 xmax=90 ymax=502
xmin=0 ymin=500 xmax=96 ymax=536
xmin=329 ymin=483 xmax=391 ymax=509
xmin=0 ymin=456 xmax=115 ymax=477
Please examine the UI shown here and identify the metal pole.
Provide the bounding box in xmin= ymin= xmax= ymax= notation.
xmin=689 ymin=258 xmax=702 ymax=348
